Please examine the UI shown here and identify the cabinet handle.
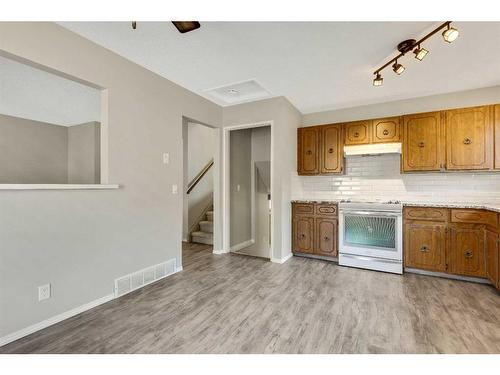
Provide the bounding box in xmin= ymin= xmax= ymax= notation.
xmin=418 ymin=141 xmax=425 ymax=148
xmin=306 ymin=150 xmax=312 ymax=155
xmin=420 ymin=245 xmax=429 ymax=252
xmin=324 ymin=236 xmax=329 ymax=241
xmin=464 ymin=249 xmax=473 ymax=258
xmin=300 ymin=234 xmax=306 ymax=238
xmin=463 ymin=138 xmax=472 ymax=145
xmin=328 ymin=148 xmax=334 ymax=153
xmin=383 ymin=129 xmax=389 ymax=136
xmin=353 ymin=132 xmax=360 ymax=138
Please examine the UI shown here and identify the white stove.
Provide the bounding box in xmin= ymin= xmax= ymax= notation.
xmin=338 ymin=198 xmax=403 ymax=274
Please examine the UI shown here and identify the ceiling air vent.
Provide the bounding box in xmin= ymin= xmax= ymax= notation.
xmin=204 ymin=79 xmax=272 ymax=106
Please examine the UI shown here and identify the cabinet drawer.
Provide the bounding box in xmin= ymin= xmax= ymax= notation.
xmin=450 ymin=209 xmax=498 ymax=228
xmin=404 ymin=207 xmax=448 ymax=222
xmin=315 ymin=203 xmax=337 ymax=217
xmin=293 ymin=203 xmax=314 ymax=215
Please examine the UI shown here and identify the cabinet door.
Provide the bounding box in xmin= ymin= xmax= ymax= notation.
xmin=297 ymin=127 xmax=320 ymax=175
xmin=448 ymin=225 xmax=486 ymax=277
xmin=344 ymin=120 xmax=371 ymax=145
xmin=404 ymin=222 xmax=446 ymax=272
xmin=320 ymin=124 xmax=343 ymax=174
xmin=494 ymin=105 xmax=500 ymax=169
xmin=292 ymin=216 xmax=314 ymax=254
xmin=372 ymin=117 xmax=401 ymax=143
xmin=445 ymin=106 xmax=493 ymax=170
xmin=315 ymin=218 xmax=338 ymax=257
xmin=402 ymin=111 xmax=443 ymax=172
xmin=485 ymin=229 xmax=499 ymax=287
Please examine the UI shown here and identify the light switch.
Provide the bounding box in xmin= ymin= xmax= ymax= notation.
xmin=172 ymin=184 xmax=178 ymax=194
xmin=237 ymin=184 xmax=241 ymax=192
xmin=162 ymin=153 xmax=170 ymax=164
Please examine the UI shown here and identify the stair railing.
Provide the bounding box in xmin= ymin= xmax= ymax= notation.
xmin=187 ymin=158 xmax=214 ymax=194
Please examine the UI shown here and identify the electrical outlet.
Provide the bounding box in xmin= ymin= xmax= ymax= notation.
xmin=38 ymin=284 xmax=51 ymax=301
xmin=162 ymin=153 xmax=169 ymax=164
xmin=172 ymin=184 xmax=178 ymax=194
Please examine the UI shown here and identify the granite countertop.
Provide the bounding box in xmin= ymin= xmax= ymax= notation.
xmin=291 ymin=199 xmax=500 ymax=213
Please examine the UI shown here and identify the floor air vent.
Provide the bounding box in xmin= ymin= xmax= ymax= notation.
xmin=114 ymin=259 xmax=177 ymax=298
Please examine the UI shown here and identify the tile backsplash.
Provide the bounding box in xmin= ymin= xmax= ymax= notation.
xmin=291 ymin=154 xmax=500 ymax=204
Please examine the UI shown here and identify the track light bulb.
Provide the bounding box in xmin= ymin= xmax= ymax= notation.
xmin=373 ymin=73 xmax=383 ymax=86
xmin=413 ymin=46 xmax=429 ymax=61
xmin=132 ymin=21 xmax=137 ymax=30
xmin=392 ymin=62 xmax=405 ymax=75
xmin=442 ymin=25 xmax=459 ymax=43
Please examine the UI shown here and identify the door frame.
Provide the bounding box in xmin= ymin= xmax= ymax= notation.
xmin=221 ymin=120 xmax=274 ymax=259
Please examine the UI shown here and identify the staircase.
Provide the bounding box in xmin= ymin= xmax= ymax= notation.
xmin=191 ymin=207 xmax=213 ymax=245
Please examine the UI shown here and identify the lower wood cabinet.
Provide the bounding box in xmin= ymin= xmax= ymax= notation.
xmin=486 ymin=229 xmax=499 ymax=287
xmin=404 ymin=222 xmax=446 ymax=272
xmin=404 ymin=206 xmax=499 ymax=288
xmin=448 ymin=224 xmax=486 ymax=278
xmin=292 ymin=202 xmax=338 ymax=257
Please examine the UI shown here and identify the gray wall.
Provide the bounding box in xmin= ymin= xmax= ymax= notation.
xmin=0 ymin=114 xmax=68 ymax=183
xmin=230 ymin=128 xmax=252 ymax=247
xmin=223 ymin=97 xmax=302 ymax=261
xmin=0 ymin=22 xmax=222 ymax=339
xmin=303 ymin=85 xmax=500 ymax=125
xmin=67 ymin=121 xmax=100 ymax=184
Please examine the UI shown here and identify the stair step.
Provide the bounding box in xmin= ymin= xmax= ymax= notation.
xmin=199 ymin=220 xmax=213 ymax=233
xmin=206 ymin=211 xmax=213 ymax=222
xmin=191 ymin=231 xmax=213 ymax=245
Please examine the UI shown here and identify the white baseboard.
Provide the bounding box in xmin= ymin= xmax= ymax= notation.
xmin=0 ymin=265 xmax=184 ymax=348
xmin=0 ymin=293 xmax=114 ymax=347
xmin=271 ymin=252 xmax=293 ymax=264
xmin=230 ymin=239 xmax=255 ymax=252
xmin=212 ymin=249 xmax=227 ymax=254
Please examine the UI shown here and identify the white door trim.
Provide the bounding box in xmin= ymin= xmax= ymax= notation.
xmin=222 ymin=120 xmax=274 ymax=260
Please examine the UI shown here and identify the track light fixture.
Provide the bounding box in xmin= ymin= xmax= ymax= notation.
xmin=392 ymin=61 xmax=405 ymax=75
xmin=442 ymin=24 xmax=459 ymax=43
xmin=372 ymin=21 xmax=459 ymax=87
xmin=413 ymin=45 xmax=429 ymax=61
xmin=373 ymin=72 xmax=383 ymax=86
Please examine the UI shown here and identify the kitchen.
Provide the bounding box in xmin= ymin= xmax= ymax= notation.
xmin=292 ymin=103 xmax=500 ymax=290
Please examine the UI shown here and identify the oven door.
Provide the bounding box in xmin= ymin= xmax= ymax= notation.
xmin=339 ymin=210 xmax=402 ymax=261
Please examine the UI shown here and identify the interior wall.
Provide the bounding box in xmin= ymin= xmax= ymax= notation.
xmin=222 ymin=97 xmax=302 ymax=261
xmin=0 ymin=113 xmax=68 ymax=183
xmin=229 ymin=128 xmax=252 ymax=247
xmin=67 ymin=121 xmax=100 ymax=184
xmin=303 ymin=85 xmax=500 ymax=125
xmin=0 ymin=22 xmax=222 ymax=340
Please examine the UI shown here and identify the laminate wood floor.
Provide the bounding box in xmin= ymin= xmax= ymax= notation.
xmin=2 ymin=243 xmax=499 ymax=354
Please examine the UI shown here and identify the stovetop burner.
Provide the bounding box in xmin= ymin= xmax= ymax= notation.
xmin=339 ymin=198 xmax=402 ymax=205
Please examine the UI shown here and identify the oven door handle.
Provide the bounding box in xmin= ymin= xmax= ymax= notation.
xmin=341 ymin=210 xmax=401 ymax=217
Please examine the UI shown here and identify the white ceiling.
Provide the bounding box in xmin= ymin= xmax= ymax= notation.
xmin=59 ymin=22 xmax=500 ymax=114
xmin=0 ymin=54 xmax=100 ymax=126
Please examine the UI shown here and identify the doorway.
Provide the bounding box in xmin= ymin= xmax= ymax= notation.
xmin=182 ymin=117 xmax=220 ymax=257
xmin=223 ymin=122 xmax=272 ymax=259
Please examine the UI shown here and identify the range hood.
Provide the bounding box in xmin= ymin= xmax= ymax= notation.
xmin=344 ymin=143 xmax=402 ymax=156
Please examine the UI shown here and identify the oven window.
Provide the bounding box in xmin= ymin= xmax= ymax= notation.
xmin=344 ymin=215 xmax=396 ymax=249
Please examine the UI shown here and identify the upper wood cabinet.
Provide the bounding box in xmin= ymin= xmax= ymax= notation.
xmin=298 ymin=124 xmax=343 ymax=175
xmin=494 ymin=104 xmax=500 ymax=169
xmin=445 ymin=106 xmax=493 ymax=170
xmin=402 ymin=111 xmax=443 ymax=172
xmin=320 ymin=124 xmax=343 ymax=174
xmin=344 ymin=120 xmax=371 ymax=145
xmin=297 ymin=127 xmax=320 ymax=175
xmin=372 ymin=116 xmax=401 ymax=143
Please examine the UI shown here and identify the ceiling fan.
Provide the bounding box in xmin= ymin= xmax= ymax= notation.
xmin=131 ymin=21 xmax=200 ymax=33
